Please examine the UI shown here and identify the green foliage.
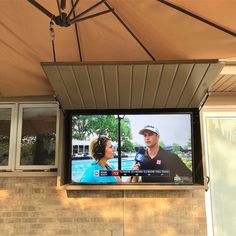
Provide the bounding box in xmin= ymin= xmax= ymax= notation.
xmin=159 ymin=141 xmax=166 ymax=149
xmin=120 ymin=118 xmax=132 ymax=141
xmin=72 ymin=115 xmax=132 ymax=142
xmin=177 ymin=152 xmax=192 ymax=171
xmin=121 ymin=139 xmax=135 ymax=152
xmin=72 ymin=115 xmax=118 ymax=140
xmin=184 ymin=139 xmax=192 ymax=149
xmin=172 ymin=143 xmax=181 ymax=153
xmin=184 ymin=159 xmax=192 ymax=171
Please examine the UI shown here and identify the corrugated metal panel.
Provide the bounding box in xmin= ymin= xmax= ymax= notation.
xmin=165 ymin=64 xmax=194 ymax=108
xmin=131 ymin=65 xmax=148 ymax=108
xmin=87 ymin=65 xmax=107 ymax=109
xmin=154 ymin=64 xmax=178 ymax=108
xmin=73 ymin=65 xmax=96 ymax=109
xmin=44 ymin=65 xmax=73 ymax=109
xmin=142 ymin=64 xmax=163 ymax=108
xmin=102 ymin=65 xmax=119 ymax=108
xmin=42 ymin=61 xmax=224 ymax=109
xmin=118 ymin=65 xmax=132 ymax=109
xmin=177 ymin=64 xmax=210 ymax=107
xmin=189 ymin=63 xmax=226 ymax=107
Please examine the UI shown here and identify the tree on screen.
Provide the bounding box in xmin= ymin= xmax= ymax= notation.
xmin=72 ymin=115 xmax=93 ymax=140
xmin=184 ymin=139 xmax=192 ymax=150
xmin=122 ymin=139 xmax=135 ymax=152
xmin=172 ymin=143 xmax=181 ymax=153
xmin=72 ymin=115 xmax=132 ymax=143
xmin=159 ymin=141 xmax=166 ymax=149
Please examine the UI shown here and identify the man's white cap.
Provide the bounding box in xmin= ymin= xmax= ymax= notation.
xmin=139 ymin=125 xmax=159 ymax=135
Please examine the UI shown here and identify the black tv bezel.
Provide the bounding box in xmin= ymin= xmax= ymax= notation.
xmin=64 ymin=108 xmax=203 ymax=186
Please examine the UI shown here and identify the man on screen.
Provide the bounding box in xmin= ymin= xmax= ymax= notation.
xmin=132 ymin=125 xmax=192 ymax=183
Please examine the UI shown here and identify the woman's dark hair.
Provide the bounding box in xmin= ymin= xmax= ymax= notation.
xmin=90 ymin=135 xmax=111 ymax=160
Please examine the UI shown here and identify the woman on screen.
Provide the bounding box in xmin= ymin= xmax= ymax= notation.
xmin=80 ymin=135 xmax=122 ymax=183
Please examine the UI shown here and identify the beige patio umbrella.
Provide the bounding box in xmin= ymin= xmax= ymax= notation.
xmin=0 ymin=0 xmax=236 ymax=98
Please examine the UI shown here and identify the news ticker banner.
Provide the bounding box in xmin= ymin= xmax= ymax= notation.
xmin=93 ymin=170 xmax=170 ymax=177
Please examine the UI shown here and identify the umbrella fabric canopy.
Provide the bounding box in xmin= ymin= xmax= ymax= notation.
xmin=0 ymin=0 xmax=236 ymax=97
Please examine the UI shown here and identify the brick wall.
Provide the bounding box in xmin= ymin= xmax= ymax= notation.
xmin=0 ymin=177 xmax=207 ymax=236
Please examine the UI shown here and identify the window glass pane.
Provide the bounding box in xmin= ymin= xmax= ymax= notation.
xmin=0 ymin=108 xmax=11 ymax=166
xmin=84 ymin=145 xmax=89 ymax=154
xmin=79 ymin=145 xmax=83 ymax=153
xmin=206 ymin=117 xmax=236 ymax=235
xmin=20 ymin=107 xmax=57 ymax=165
xmin=73 ymin=145 xmax=78 ymax=154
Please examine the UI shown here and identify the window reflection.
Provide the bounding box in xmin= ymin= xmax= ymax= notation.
xmin=0 ymin=108 xmax=11 ymax=166
xmin=20 ymin=107 xmax=57 ymax=165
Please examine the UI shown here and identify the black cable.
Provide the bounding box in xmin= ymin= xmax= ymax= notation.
xmin=51 ymin=40 xmax=57 ymax=62
xmin=50 ymin=20 xmax=57 ymax=62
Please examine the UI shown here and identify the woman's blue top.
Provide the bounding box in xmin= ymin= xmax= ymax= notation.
xmin=80 ymin=161 xmax=118 ymax=183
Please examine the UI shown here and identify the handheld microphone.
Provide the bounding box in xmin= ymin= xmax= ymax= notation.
xmin=134 ymin=147 xmax=145 ymax=164
xmin=130 ymin=147 xmax=146 ymax=182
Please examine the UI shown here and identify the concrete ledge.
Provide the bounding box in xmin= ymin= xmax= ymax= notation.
xmin=0 ymin=171 xmax=58 ymax=177
xmin=59 ymin=183 xmax=207 ymax=191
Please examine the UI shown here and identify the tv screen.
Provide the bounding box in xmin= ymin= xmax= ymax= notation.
xmin=68 ymin=109 xmax=200 ymax=185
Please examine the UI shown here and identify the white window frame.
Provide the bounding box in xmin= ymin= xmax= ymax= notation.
xmin=201 ymin=107 xmax=236 ymax=236
xmin=15 ymin=103 xmax=59 ymax=170
xmin=0 ymin=104 xmax=17 ymax=170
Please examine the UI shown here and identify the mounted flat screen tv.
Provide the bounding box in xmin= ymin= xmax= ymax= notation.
xmin=66 ymin=109 xmax=203 ymax=186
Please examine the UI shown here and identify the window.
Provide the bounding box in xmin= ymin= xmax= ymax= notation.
xmin=0 ymin=104 xmax=16 ymax=170
xmin=0 ymin=103 xmax=59 ymax=171
xmin=79 ymin=145 xmax=83 ymax=154
xmin=202 ymin=111 xmax=236 ymax=236
xmin=73 ymin=145 xmax=78 ymax=155
xmin=84 ymin=145 xmax=89 ymax=154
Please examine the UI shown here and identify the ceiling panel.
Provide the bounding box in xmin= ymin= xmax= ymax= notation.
xmin=165 ymin=63 xmax=194 ymax=107
xmin=102 ymin=65 xmax=119 ymax=108
xmin=131 ymin=65 xmax=148 ymax=108
xmin=42 ymin=61 xmax=224 ymax=110
xmin=176 ymin=64 xmax=209 ymax=107
xmin=211 ymin=75 xmax=236 ymax=92
xmin=189 ymin=63 xmax=225 ymax=107
xmin=57 ymin=65 xmax=82 ymax=108
xmin=73 ymin=65 xmax=96 ymax=109
xmin=118 ymin=65 xmax=132 ymax=109
xmin=87 ymin=65 xmax=108 ymax=109
xmin=154 ymin=64 xmax=178 ymax=108
xmin=43 ymin=65 xmax=72 ymax=108
xmin=142 ymin=64 xmax=163 ymax=108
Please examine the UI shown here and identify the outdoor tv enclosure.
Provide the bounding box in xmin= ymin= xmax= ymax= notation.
xmin=64 ymin=108 xmax=204 ymax=188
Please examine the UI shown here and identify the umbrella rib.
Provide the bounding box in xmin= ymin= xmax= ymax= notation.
xmin=71 ymin=9 xmax=113 ymax=24
xmin=61 ymin=0 xmax=66 ymax=10
xmin=70 ymin=0 xmax=106 ymax=23
xmin=27 ymin=0 xmax=55 ymax=20
xmin=103 ymin=1 xmax=156 ymax=61
xmin=56 ymin=0 xmax=63 ymax=20
xmin=71 ymin=0 xmax=83 ymax=62
xmin=158 ymin=0 xmax=236 ymax=37
xmin=68 ymin=0 xmax=80 ymax=19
